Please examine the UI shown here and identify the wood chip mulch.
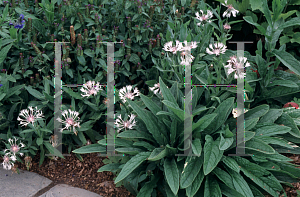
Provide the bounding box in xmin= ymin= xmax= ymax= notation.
xmin=11 ymin=150 xmax=135 ymax=197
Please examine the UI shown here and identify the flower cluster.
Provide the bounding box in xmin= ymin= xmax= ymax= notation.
xmin=119 ymin=85 xmax=140 ymax=103
xmin=206 ymin=42 xmax=227 ymax=56
xmin=222 ymin=0 xmax=239 ymax=18
xmin=17 ymin=106 xmax=44 ymax=127
xmin=115 ymin=114 xmax=137 ymax=133
xmin=163 ymin=40 xmax=197 ymax=66
xmin=9 ymin=14 xmax=25 ymax=29
xmin=80 ymin=80 xmax=102 ymax=98
xmin=56 ymin=109 xmax=81 ymax=136
xmin=1 ymin=137 xmax=25 ymax=170
xmin=224 ymin=56 xmax=251 ymax=79
xmin=195 ymin=10 xmax=213 ymax=26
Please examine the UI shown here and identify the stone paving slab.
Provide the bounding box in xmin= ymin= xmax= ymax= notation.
xmin=38 ymin=184 xmax=103 ymax=197
xmin=0 ymin=168 xmax=103 ymax=197
xmin=0 ymin=168 xmax=52 ymax=197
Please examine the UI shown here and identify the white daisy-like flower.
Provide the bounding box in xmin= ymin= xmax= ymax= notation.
xmin=223 ymin=23 xmax=231 ymax=30
xmin=180 ymin=51 xmax=195 ymax=66
xmin=206 ymin=42 xmax=227 ymax=56
xmin=80 ymin=80 xmax=102 ymax=98
xmin=224 ymin=56 xmax=251 ymax=79
xmin=178 ymin=40 xmax=198 ymax=51
xmin=1 ymin=155 xmax=15 ymax=170
xmin=115 ymin=114 xmax=137 ymax=133
xmin=4 ymin=137 xmax=25 ymax=158
xmin=195 ymin=10 xmax=213 ymax=26
xmin=232 ymin=108 xmax=249 ymax=118
xmin=222 ymin=0 xmax=239 ymax=18
xmin=149 ymin=83 xmax=161 ymax=95
xmin=56 ymin=109 xmax=81 ymax=135
xmin=163 ymin=40 xmax=184 ymax=54
xmin=119 ymin=85 xmax=140 ymax=103
xmin=17 ymin=106 xmax=44 ymax=127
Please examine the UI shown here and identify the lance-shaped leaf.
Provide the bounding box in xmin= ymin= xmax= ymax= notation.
xmin=148 ymin=147 xmax=167 ymax=161
xmin=204 ymin=175 xmax=222 ymax=197
xmin=164 ymin=158 xmax=179 ymax=195
xmin=186 ymin=169 xmax=205 ymax=197
xmin=233 ymin=156 xmax=284 ymax=197
xmin=203 ymin=135 xmax=224 ymax=175
xmin=159 ymin=76 xmax=178 ymax=107
xmin=116 ymin=130 xmax=156 ymax=143
xmin=276 ymin=113 xmax=300 ymax=138
xmin=162 ymin=100 xmax=184 ymax=121
xmin=72 ymin=144 xmax=106 ymax=154
xmin=255 ymin=124 xmax=291 ymax=136
xmin=114 ymin=152 xmax=151 ymax=184
xmin=245 ymin=138 xmax=276 ymax=154
xmin=180 ymin=154 xmax=204 ymax=189
xmin=127 ymin=99 xmax=165 ymax=145
xmin=272 ymin=49 xmax=300 ymax=76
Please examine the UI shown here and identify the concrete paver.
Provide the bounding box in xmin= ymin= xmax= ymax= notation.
xmin=0 ymin=168 xmax=102 ymax=197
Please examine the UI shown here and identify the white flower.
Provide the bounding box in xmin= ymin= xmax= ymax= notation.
xmin=178 ymin=40 xmax=198 ymax=52
xmin=163 ymin=40 xmax=184 ymax=54
xmin=80 ymin=80 xmax=102 ymax=98
xmin=149 ymin=83 xmax=162 ymax=95
xmin=180 ymin=51 xmax=195 ymax=66
xmin=17 ymin=106 xmax=44 ymax=127
xmin=232 ymin=108 xmax=249 ymax=118
xmin=206 ymin=42 xmax=227 ymax=56
xmin=115 ymin=114 xmax=137 ymax=133
xmin=119 ymin=85 xmax=140 ymax=103
xmin=56 ymin=109 xmax=81 ymax=135
xmin=1 ymin=155 xmax=14 ymax=170
xmin=222 ymin=0 xmax=239 ymax=18
xmin=4 ymin=137 xmax=25 ymax=158
xmin=195 ymin=10 xmax=213 ymax=26
xmin=223 ymin=23 xmax=231 ymax=30
xmin=224 ymin=56 xmax=251 ymax=79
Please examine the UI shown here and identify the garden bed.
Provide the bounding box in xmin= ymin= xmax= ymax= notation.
xmin=0 ymin=150 xmax=298 ymax=197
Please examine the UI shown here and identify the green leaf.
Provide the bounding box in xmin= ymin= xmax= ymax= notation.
xmin=245 ymin=138 xmax=276 ymax=154
xmin=256 ymin=136 xmax=294 ymax=149
xmin=244 ymin=104 xmax=269 ymax=120
xmin=258 ymin=109 xmax=283 ymax=124
xmin=133 ymin=141 xmax=155 ymax=151
xmin=262 ymin=0 xmax=272 ymax=26
xmin=148 ymin=147 xmax=167 ymax=161
xmin=117 ymin=130 xmax=156 ymax=143
xmin=0 ymin=43 xmax=13 ymax=64
xmin=278 ymin=17 xmax=300 ymax=30
xmin=249 ymin=0 xmax=263 ymax=11
xmin=233 ymin=156 xmax=284 ymax=196
xmin=25 ymin=86 xmax=45 ymax=100
xmin=272 ymin=49 xmax=300 ymax=76
xmin=44 ymin=142 xmax=65 ymax=159
xmin=255 ymin=124 xmax=291 ymax=136
xmin=114 ymin=152 xmax=151 ymax=184
xmin=204 ymin=175 xmax=222 ymax=197
xmin=72 ymin=144 xmax=106 ymax=154
xmin=276 ymin=113 xmax=300 ymax=138
xmin=203 ymin=135 xmax=224 ymax=175
xmin=243 ymin=16 xmax=266 ymax=35
xmin=129 ymin=53 xmax=141 ymax=65
xmin=162 ymin=100 xmax=184 ymax=121
xmin=222 ymin=156 xmax=240 ymax=173
xmin=186 ymin=170 xmax=204 ymax=197
xmin=219 ymin=182 xmax=245 ymax=197
xmin=205 ymin=97 xmax=235 ymax=134
xmin=245 ymin=118 xmax=259 ymax=130
xmin=192 ymin=113 xmax=217 ymax=132
xmin=136 ymin=175 xmax=159 ymax=197
xmin=219 ymin=135 xmax=233 ymax=151
xmin=164 ymin=158 xmax=179 ymax=195
xmin=97 ymin=163 xmax=121 ymax=172
xmin=115 ymin=147 xmax=143 ymax=155
xmin=159 ymin=77 xmax=178 ymax=107
xmin=212 ymin=166 xmax=235 ymax=189
xmin=191 ymin=138 xmax=202 ymax=156
xmin=127 ymin=99 xmax=165 ymax=145
xmin=248 ymin=149 xmax=293 ymax=162
xmin=36 ymin=138 xmax=43 ymax=146
xmin=62 ymin=87 xmax=82 ymax=99
xmin=180 ymin=154 xmax=204 ymax=188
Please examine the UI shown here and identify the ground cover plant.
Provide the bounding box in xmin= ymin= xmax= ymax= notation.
xmin=0 ymin=0 xmax=300 ymax=196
